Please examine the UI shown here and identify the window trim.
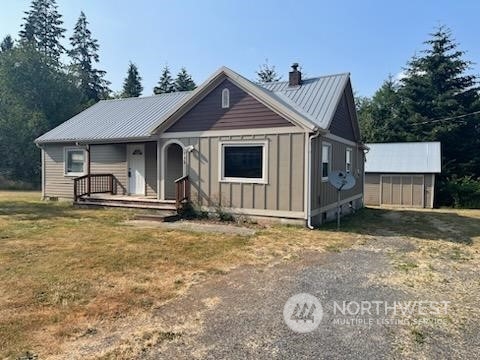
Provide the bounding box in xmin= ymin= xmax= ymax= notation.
xmin=218 ymin=140 xmax=268 ymax=184
xmin=345 ymin=147 xmax=353 ymax=173
xmin=64 ymin=147 xmax=86 ymax=177
xmin=221 ymin=88 xmax=230 ymax=108
xmin=321 ymin=142 xmax=332 ymax=181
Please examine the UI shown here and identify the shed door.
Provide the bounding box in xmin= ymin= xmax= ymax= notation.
xmin=381 ymin=175 xmax=424 ymax=207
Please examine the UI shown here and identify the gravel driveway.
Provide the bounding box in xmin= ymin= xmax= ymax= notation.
xmin=145 ymin=234 xmax=479 ymax=359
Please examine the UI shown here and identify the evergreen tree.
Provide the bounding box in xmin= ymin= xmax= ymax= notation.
xmin=0 ymin=44 xmax=82 ymax=184
xmin=69 ymin=11 xmax=110 ymax=102
xmin=357 ymin=76 xmax=406 ymax=143
xmin=256 ymin=59 xmax=282 ymax=83
xmin=19 ymin=0 xmax=66 ymax=62
xmin=154 ymin=65 xmax=175 ymax=94
xmin=121 ymin=62 xmax=143 ymax=97
xmin=400 ymin=26 xmax=480 ymax=204
xmin=0 ymin=35 xmax=14 ymax=52
xmin=174 ymin=67 xmax=196 ymax=91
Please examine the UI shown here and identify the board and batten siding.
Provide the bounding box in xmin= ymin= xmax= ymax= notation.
xmin=160 ymin=132 xmax=306 ymax=217
xmin=328 ymin=92 xmax=356 ymax=142
xmin=310 ymin=136 xmax=364 ymax=212
xmin=44 ymin=143 xmax=128 ymax=199
xmin=165 ymin=79 xmax=293 ymax=132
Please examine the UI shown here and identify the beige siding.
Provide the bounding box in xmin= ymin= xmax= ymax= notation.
xmin=90 ymin=144 xmax=128 ymax=195
xmin=44 ymin=143 xmax=128 ymax=199
xmin=44 ymin=144 xmax=75 ymax=198
xmin=364 ymin=174 xmax=380 ymax=205
xmin=159 ymin=131 xmax=305 ymax=214
xmin=311 ymin=136 xmax=364 ymax=211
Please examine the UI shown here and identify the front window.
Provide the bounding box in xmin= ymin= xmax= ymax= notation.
xmin=220 ymin=141 xmax=267 ymax=183
xmin=65 ymin=148 xmax=85 ymax=176
xmin=322 ymin=143 xmax=331 ymax=180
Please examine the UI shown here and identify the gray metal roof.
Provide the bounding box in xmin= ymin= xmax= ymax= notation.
xmin=261 ymin=73 xmax=350 ymax=129
xmin=35 ymin=91 xmax=191 ymax=143
xmin=35 ymin=68 xmax=351 ymax=144
xmin=365 ymin=142 xmax=441 ymax=173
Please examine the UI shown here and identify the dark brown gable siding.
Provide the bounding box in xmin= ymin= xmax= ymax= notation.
xmin=166 ymin=79 xmax=292 ymax=132
xmin=329 ymin=92 xmax=356 ymax=141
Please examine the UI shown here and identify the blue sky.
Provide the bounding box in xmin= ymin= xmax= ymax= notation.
xmin=1 ymin=0 xmax=479 ymax=97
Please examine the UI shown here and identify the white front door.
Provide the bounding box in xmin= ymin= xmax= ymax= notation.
xmin=127 ymin=144 xmax=145 ymax=195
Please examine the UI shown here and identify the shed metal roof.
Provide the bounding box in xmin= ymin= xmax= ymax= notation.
xmin=365 ymin=142 xmax=441 ymax=173
xmin=35 ymin=67 xmax=352 ymax=144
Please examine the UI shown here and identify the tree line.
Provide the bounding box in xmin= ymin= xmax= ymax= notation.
xmin=356 ymin=26 xmax=480 ymax=207
xmin=0 ymin=0 xmax=198 ymax=187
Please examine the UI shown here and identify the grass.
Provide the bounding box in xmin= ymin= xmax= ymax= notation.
xmin=1 ymin=192 xmax=479 ymax=358
xmin=0 ymin=191 xmax=356 ymax=359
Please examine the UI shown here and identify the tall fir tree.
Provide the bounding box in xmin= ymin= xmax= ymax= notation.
xmin=154 ymin=65 xmax=175 ymax=94
xmin=357 ymin=75 xmax=406 ymax=142
xmin=19 ymin=0 xmax=66 ymax=62
xmin=0 ymin=35 xmax=14 ymax=52
xmin=69 ymin=11 xmax=110 ymax=102
xmin=121 ymin=62 xmax=143 ymax=97
xmin=400 ymin=26 xmax=480 ymax=204
xmin=174 ymin=67 xmax=196 ymax=91
xmin=256 ymin=59 xmax=282 ymax=83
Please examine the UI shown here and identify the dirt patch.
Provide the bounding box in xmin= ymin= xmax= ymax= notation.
xmin=124 ymin=220 xmax=256 ymax=236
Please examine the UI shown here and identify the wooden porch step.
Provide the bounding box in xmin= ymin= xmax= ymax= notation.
xmin=76 ymin=199 xmax=177 ymax=211
xmin=133 ymin=213 xmax=181 ymax=222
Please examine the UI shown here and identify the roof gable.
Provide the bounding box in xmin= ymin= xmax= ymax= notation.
xmin=152 ymin=67 xmax=318 ymax=134
xmin=166 ymin=79 xmax=293 ymax=132
xmin=327 ymin=81 xmax=361 ymax=142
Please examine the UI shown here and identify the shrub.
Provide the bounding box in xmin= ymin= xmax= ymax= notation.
xmin=214 ymin=204 xmax=235 ymax=222
xmin=447 ymin=176 xmax=480 ymax=208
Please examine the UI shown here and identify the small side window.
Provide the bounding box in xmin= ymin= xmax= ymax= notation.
xmin=346 ymin=148 xmax=352 ymax=173
xmin=65 ymin=148 xmax=86 ymax=176
xmin=322 ymin=143 xmax=331 ymax=180
xmin=222 ymin=88 xmax=230 ymax=108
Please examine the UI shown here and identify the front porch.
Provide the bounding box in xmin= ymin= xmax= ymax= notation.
xmin=73 ymin=141 xmax=190 ymax=211
xmin=76 ymin=193 xmax=178 ymax=211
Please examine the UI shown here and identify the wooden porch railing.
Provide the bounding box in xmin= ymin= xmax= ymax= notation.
xmin=175 ymin=175 xmax=190 ymax=209
xmin=74 ymin=173 xmax=115 ymax=201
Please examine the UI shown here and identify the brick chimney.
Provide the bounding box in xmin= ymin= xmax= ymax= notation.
xmin=289 ymin=63 xmax=302 ymax=86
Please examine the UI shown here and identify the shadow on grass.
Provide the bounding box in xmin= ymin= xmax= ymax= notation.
xmin=322 ymin=207 xmax=480 ymax=245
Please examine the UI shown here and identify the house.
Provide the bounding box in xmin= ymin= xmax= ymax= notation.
xmin=35 ymin=64 xmax=367 ymax=227
xmin=364 ymin=142 xmax=441 ymax=208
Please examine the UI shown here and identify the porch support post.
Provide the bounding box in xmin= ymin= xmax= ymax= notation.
xmin=156 ymin=139 xmax=161 ymax=200
xmin=86 ymin=144 xmax=91 ymax=197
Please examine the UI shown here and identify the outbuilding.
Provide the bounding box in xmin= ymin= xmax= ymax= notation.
xmin=364 ymin=142 xmax=441 ymax=208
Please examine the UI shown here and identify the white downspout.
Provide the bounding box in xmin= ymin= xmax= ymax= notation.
xmin=307 ymin=130 xmax=321 ymax=229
